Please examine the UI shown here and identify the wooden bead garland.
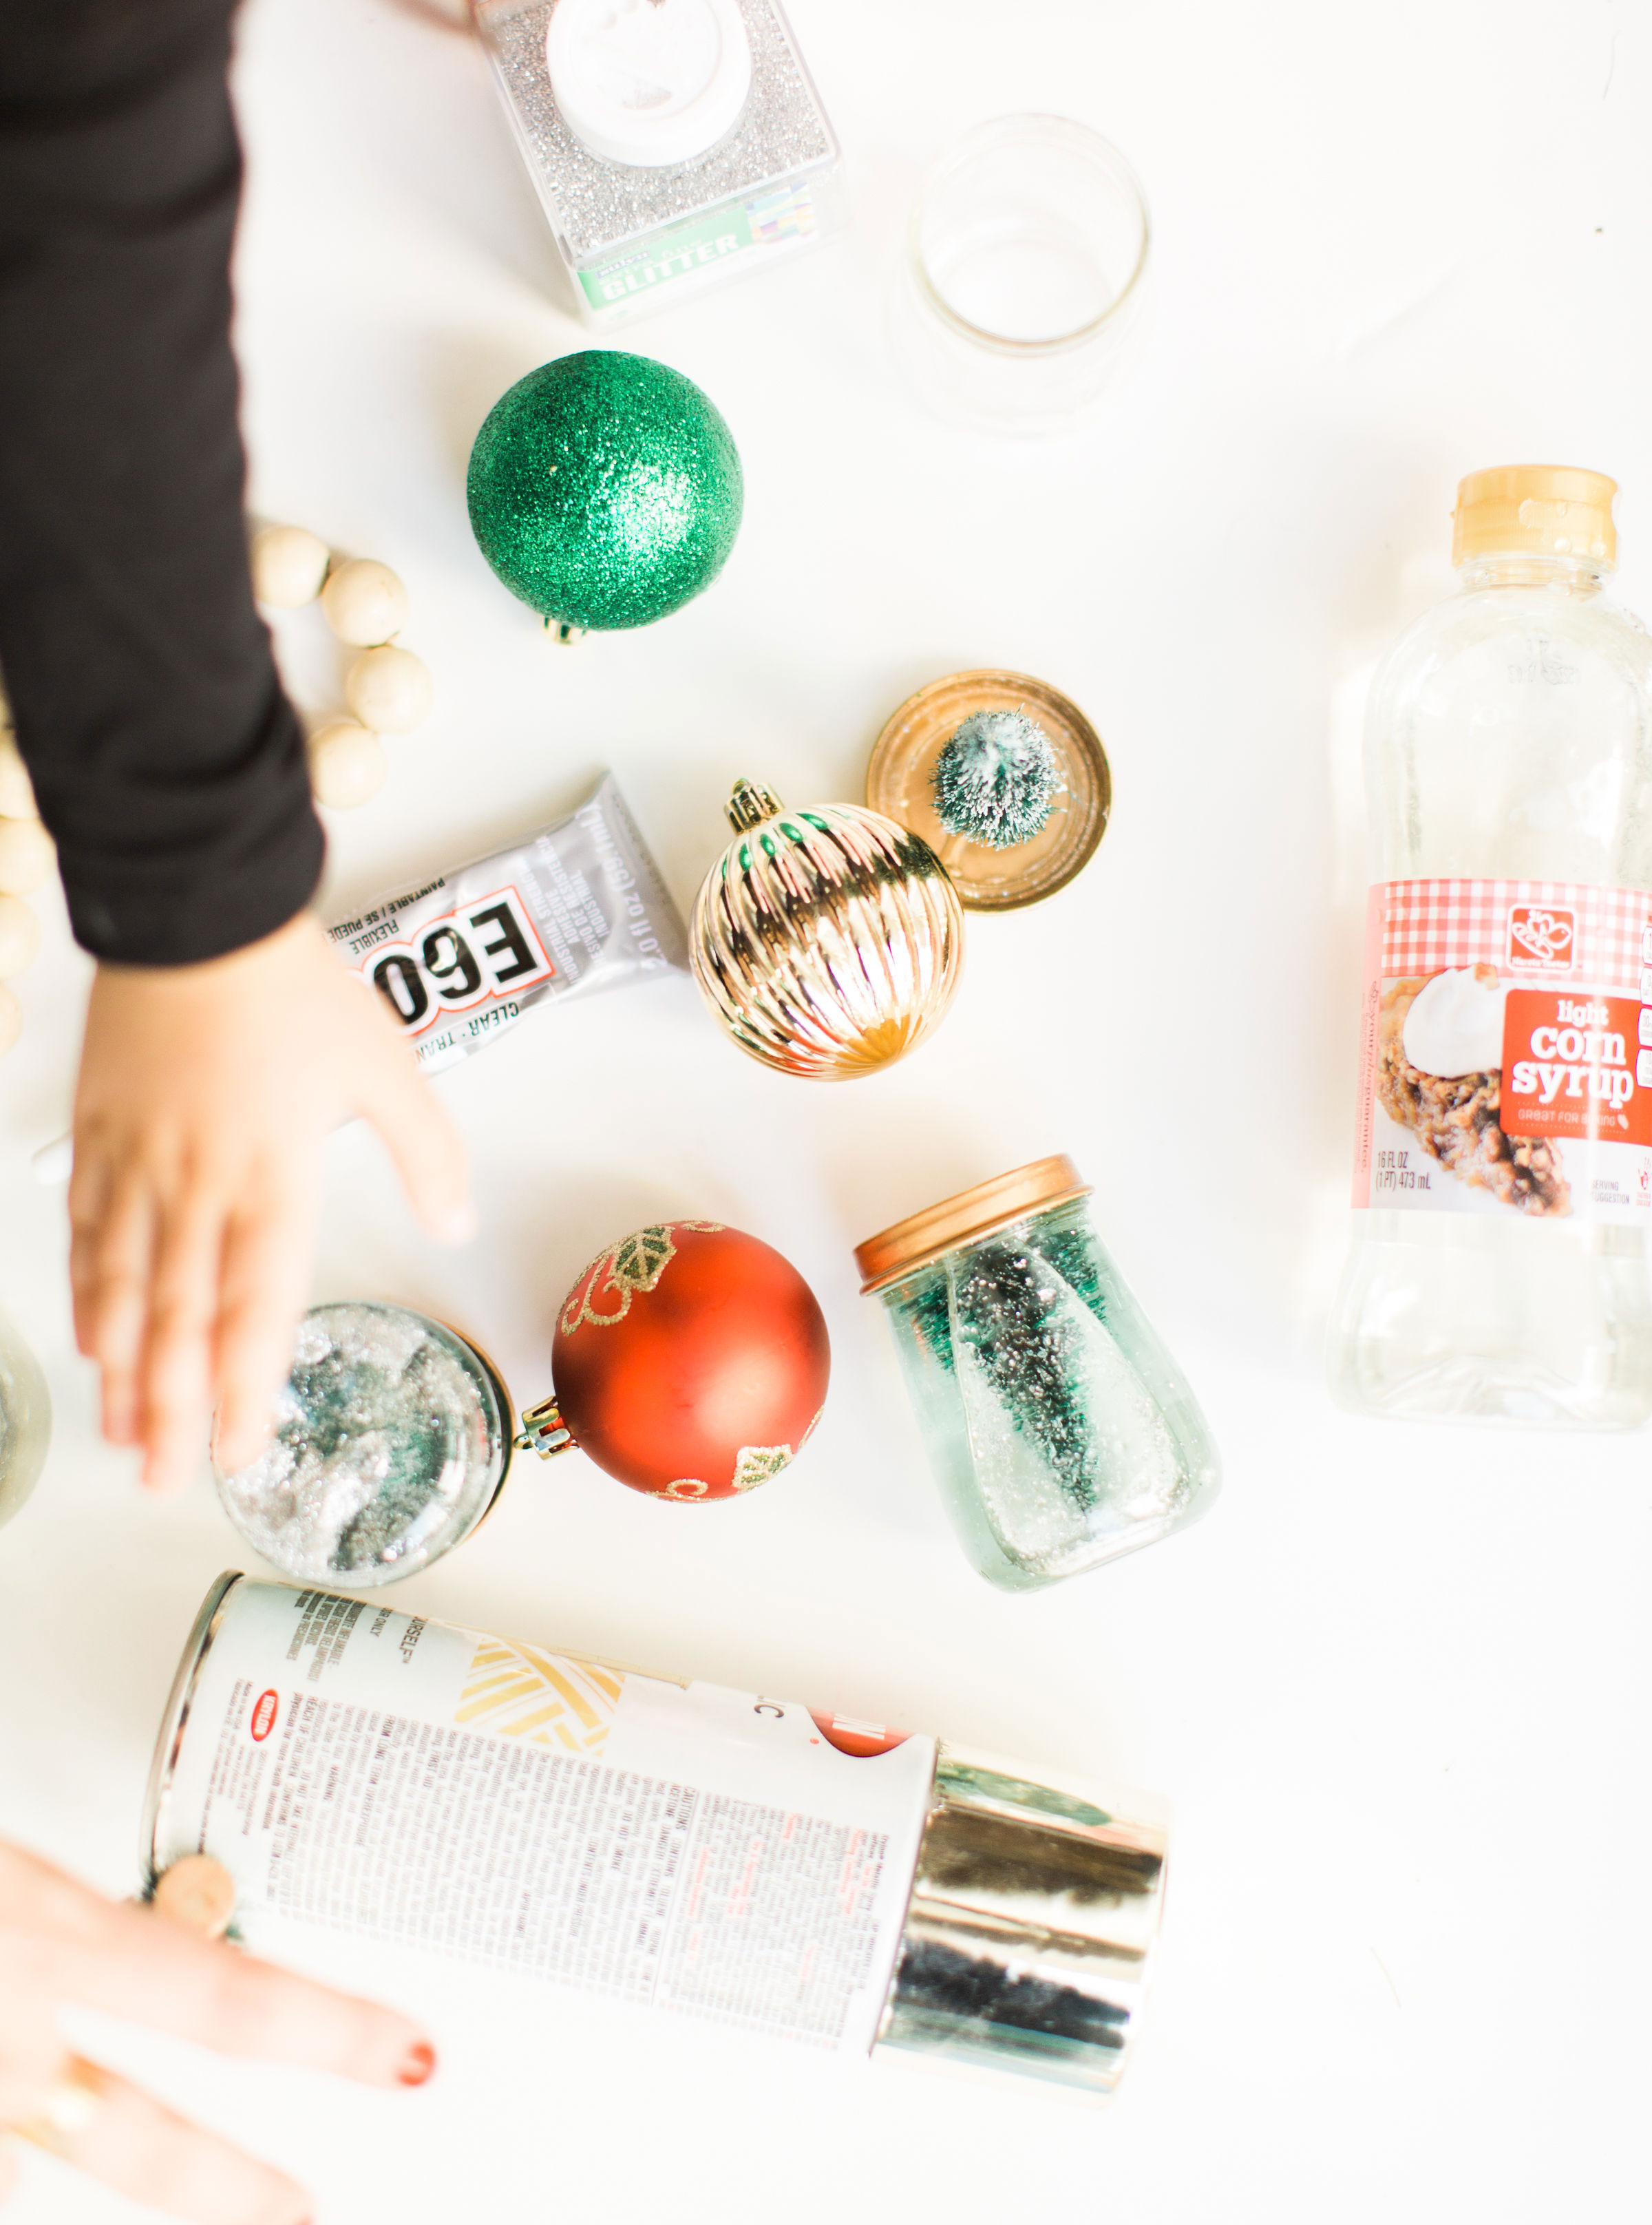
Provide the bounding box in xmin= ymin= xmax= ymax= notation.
xmin=251 ymin=524 xmax=434 ymax=813
xmin=0 ymin=728 xmax=36 ymax=820
xmin=0 ymin=520 xmax=439 ymax=1059
xmin=0 ymin=694 xmax=52 ymax=1062
xmin=0 ymin=894 xmax=41 ymax=976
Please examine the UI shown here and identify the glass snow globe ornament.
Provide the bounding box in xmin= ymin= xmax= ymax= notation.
xmin=0 ymin=1305 xmax=51 ymax=1530
xmin=856 ymin=1157 xmax=1218 ymax=1589
xmin=215 ymin=1305 xmax=512 ymax=1587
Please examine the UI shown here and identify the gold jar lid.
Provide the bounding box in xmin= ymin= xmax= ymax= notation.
xmin=854 ymin=1154 xmax=1091 ymax=1294
xmin=1452 ymin=465 xmax=1617 ymax=567
xmin=865 ymin=670 xmax=1110 ymax=913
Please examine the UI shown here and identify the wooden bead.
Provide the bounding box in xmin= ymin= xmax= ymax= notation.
xmin=308 ymin=721 xmax=386 ymax=810
xmin=0 ymin=733 xmax=36 ymax=821
xmin=0 ymin=982 xmax=19 ymax=1059
xmin=151 ymin=1853 xmax=237 ymax=1941
xmin=346 ymin=646 xmax=434 ymax=734
xmin=250 ymin=524 xmax=330 ymax=609
xmin=0 ymin=894 xmax=40 ymax=978
xmin=321 ymin=559 xmax=409 ymax=648
xmin=0 ymin=816 xmax=54 ymax=897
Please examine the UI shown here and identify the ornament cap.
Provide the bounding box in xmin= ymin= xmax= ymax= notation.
xmin=725 ymin=778 xmax=783 ymax=833
xmin=516 ymin=1396 xmax=576 ymax=1460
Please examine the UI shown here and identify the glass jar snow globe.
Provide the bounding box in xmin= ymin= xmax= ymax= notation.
xmin=857 ymin=1157 xmax=1218 ymax=1590
xmin=215 ymin=1303 xmax=513 ymax=1587
xmin=0 ymin=1305 xmax=52 ymax=1531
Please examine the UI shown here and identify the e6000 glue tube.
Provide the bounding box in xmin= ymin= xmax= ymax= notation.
xmin=326 ymin=772 xmax=688 ymax=1073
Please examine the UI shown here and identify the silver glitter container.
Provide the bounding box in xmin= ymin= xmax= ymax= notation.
xmin=214 ymin=1304 xmax=513 ymax=1589
xmin=474 ymin=0 xmax=844 ymax=326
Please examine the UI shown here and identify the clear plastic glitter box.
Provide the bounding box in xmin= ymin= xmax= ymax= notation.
xmin=474 ymin=0 xmax=844 ymax=328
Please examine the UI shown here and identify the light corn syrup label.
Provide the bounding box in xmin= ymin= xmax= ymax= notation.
xmin=325 ymin=773 xmax=688 ymax=1074
xmin=1352 ymin=878 xmax=1652 ymax=1223
xmin=153 ymin=1581 xmax=935 ymax=2058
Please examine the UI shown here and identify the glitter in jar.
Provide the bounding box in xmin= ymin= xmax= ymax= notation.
xmin=215 ymin=1305 xmax=509 ymax=1587
xmin=948 ymin=1238 xmax=1185 ymax=1579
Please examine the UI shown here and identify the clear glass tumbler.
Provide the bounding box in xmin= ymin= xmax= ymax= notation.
xmin=893 ymin=116 xmax=1150 ymax=435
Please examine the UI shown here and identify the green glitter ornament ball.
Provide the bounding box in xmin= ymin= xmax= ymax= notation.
xmin=467 ymin=350 xmax=743 ymax=633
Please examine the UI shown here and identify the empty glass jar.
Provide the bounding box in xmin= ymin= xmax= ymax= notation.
xmin=893 ymin=116 xmax=1150 ymax=434
xmin=857 ymin=1157 xmax=1218 ymax=1590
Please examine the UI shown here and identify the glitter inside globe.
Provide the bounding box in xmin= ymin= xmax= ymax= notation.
xmin=215 ymin=1304 xmax=509 ymax=1585
xmin=466 ymin=350 xmax=743 ymax=632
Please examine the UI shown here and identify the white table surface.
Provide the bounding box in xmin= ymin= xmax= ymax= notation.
xmin=4 ymin=1 xmax=1651 ymax=2218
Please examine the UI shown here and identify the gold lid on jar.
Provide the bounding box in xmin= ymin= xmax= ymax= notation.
xmin=854 ymin=1154 xmax=1092 ymax=1294
xmin=1452 ymin=464 xmax=1618 ymax=567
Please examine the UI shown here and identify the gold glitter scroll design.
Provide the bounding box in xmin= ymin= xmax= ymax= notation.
xmin=662 ymin=1428 xmax=813 ymax=1501
xmin=732 ymin=1444 xmax=793 ymax=1493
xmin=559 ymin=1221 xmax=726 ymax=1335
xmin=454 ymin=1640 xmax=624 ymax=1753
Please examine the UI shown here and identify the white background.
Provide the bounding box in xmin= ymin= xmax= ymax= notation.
xmin=3 ymin=1 xmax=1651 ymax=2218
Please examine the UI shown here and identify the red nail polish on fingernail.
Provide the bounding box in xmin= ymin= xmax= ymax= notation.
xmin=397 ymin=2041 xmax=436 ymax=2087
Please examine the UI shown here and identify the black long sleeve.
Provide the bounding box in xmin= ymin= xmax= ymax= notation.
xmin=0 ymin=0 xmax=322 ymax=967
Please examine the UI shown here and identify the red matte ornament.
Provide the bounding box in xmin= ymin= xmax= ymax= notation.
xmin=522 ymin=1221 xmax=830 ymax=1500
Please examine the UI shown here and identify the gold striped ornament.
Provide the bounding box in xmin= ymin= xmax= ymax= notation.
xmin=690 ymin=779 xmax=964 ymax=1080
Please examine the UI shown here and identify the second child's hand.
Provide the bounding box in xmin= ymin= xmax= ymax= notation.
xmin=0 ymin=1839 xmax=438 ymax=2223
xmin=68 ymin=912 xmax=474 ymax=1491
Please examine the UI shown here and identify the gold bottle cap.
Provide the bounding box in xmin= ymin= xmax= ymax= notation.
xmin=1452 ymin=465 xmax=1618 ymax=568
xmin=854 ymin=1154 xmax=1091 ymax=1294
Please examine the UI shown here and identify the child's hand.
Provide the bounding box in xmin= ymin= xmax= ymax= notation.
xmin=69 ymin=912 xmax=473 ymax=1491
xmin=0 ymin=1839 xmax=436 ymax=2222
